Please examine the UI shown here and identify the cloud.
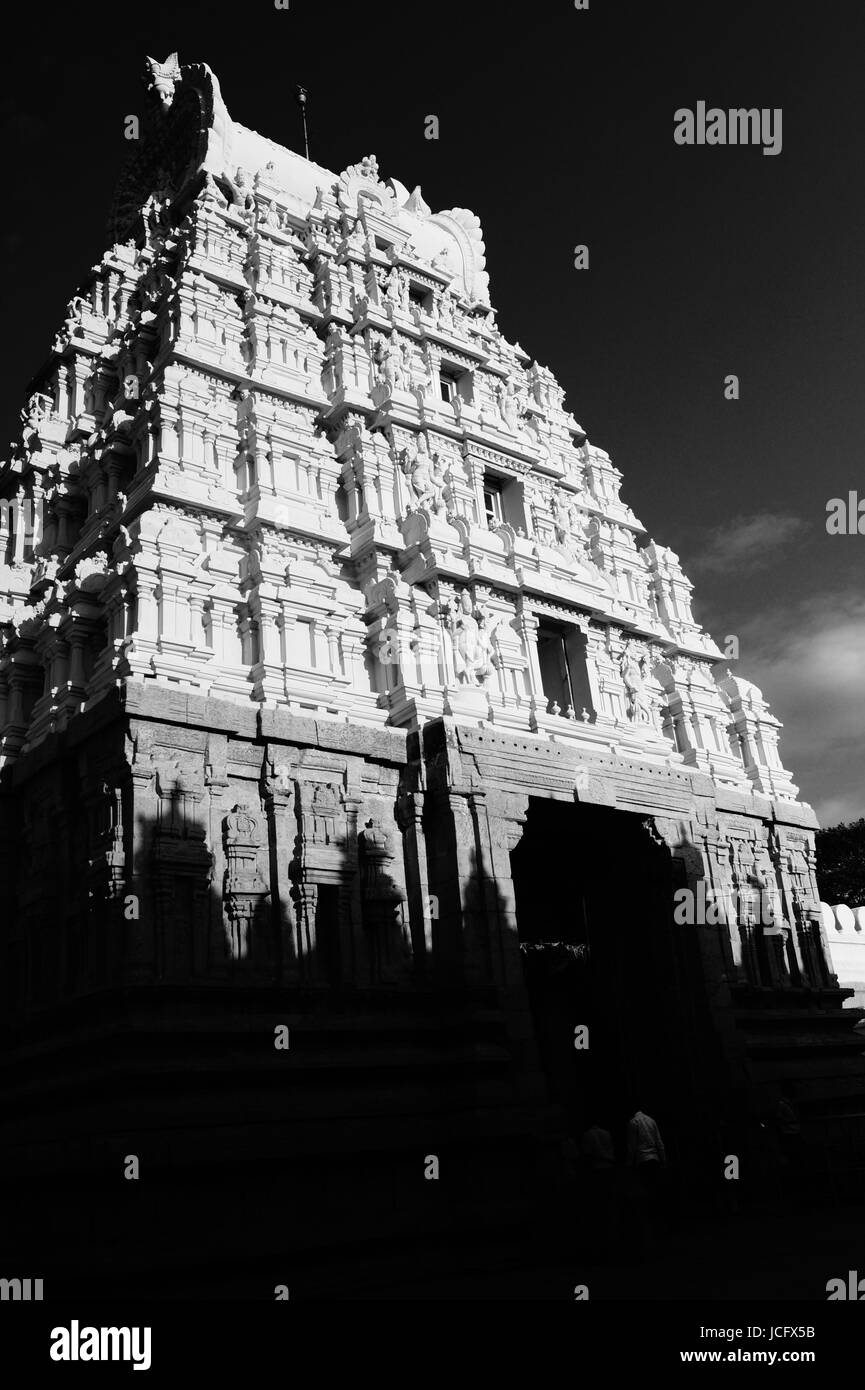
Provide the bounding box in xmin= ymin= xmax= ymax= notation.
xmin=689 ymin=512 xmax=808 ymax=575
xmin=729 ymin=590 xmax=865 ymax=826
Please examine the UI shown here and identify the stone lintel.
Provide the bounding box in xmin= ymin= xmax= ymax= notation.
xmin=260 ymin=706 xmax=407 ymax=765
xmin=769 ymin=798 xmax=820 ymax=832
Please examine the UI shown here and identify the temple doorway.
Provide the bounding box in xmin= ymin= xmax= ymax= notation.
xmin=510 ymin=797 xmax=696 ymax=1146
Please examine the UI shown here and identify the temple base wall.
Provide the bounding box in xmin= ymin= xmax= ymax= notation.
xmin=1 ymin=683 xmax=863 ymax=1289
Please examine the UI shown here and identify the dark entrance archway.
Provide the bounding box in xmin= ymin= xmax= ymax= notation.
xmin=511 ymin=796 xmax=697 ymax=1152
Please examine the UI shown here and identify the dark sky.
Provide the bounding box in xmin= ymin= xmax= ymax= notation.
xmin=3 ymin=0 xmax=862 ymax=824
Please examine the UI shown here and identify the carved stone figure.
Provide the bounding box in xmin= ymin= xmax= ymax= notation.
xmin=144 ymin=52 xmax=181 ymax=111
xmin=232 ymin=167 xmax=256 ymax=219
xmin=449 ymin=591 xmax=499 ymax=684
xmin=444 ymin=297 xmax=458 ymax=334
xmin=402 ymin=437 xmax=448 ymax=515
xmin=373 ymin=337 xmax=405 ymax=392
xmin=497 ymin=377 xmax=521 ymax=432
xmin=385 ymin=266 xmax=401 ymax=305
xmin=549 ymin=492 xmax=594 ymax=566
xmin=64 ymin=296 xmax=86 ymax=331
xmin=346 ymin=216 xmax=366 ymax=249
xmin=620 ymin=645 xmax=653 ymax=724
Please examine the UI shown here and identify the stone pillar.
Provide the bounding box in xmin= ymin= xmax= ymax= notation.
xmin=396 ymin=787 xmax=433 ymax=969
xmin=126 ymin=762 xmax=158 ymax=983
xmin=291 ymin=881 xmax=319 ymax=980
xmin=263 ymin=756 xmax=298 ymax=984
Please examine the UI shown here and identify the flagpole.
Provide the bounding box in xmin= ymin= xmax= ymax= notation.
xmin=296 ymin=86 xmax=310 ymax=160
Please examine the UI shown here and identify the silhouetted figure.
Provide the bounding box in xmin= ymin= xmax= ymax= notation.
xmin=626 ymin=1106 xmax=667 ymax=1252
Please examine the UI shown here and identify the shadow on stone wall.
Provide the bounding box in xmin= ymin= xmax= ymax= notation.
xmin=3 ymin=770 xmax=862 ymax=1298
xmin=0 ymin=792 xmax=552 ymax=1298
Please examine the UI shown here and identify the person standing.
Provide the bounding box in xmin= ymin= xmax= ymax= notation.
xmin=626 ymin=1106 xmax=667 ymax=1245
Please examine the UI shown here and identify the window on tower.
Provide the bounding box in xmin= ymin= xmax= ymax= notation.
xmin=481 ymin=469 xmax=526 ymax=532
xmin=409 ymin=283 xmax=432 ymax=313
xmin=536 ymin=619 xmax=594 ymax=719
xmin=483 ymin=477 xmax=503 ymax=526
xmin=439 ymin=364 xmax=472 ymax=408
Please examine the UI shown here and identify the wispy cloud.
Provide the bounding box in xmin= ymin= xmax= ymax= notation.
xmin=728 ymin=591 xmax=865 ymax=826
xmin=689 ymin=512 xmax=808 ymax=575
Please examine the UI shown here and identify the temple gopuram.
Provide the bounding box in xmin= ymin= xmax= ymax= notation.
xmin=1 ymin=55 xmax=861 ymax=1295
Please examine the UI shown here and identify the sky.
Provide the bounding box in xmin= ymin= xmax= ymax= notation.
xmin=2 ymin=0 xmax=862 ymax=824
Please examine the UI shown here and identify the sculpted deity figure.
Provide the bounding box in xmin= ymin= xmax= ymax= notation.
xmin=451 ymin=590 xmax=480 ymax=683
xmin=549 ymin=491 xmax=569 ymax=543
xmin=233 ymin=168 xmax=256 ymax=219
xmin=497 ymin=377 xmax=522 ymax=432
xmin=550 ymin=492 xmax=595 ymax=565
xmin=402 ymin=437 xmax=448 ymax=514
xmin=402 ymin=441 xmax=430 ymax=509
xmin=620 ymin=645 xmax=653 ymax=724
xmin=385 ymin=266 xmax=402 ymax=305
xmin=532 ymin=368 xmax=552 ymax=410
xmin=449 ymin=591 xmax=499 ymax=684
xmin=64 ymin=294 xmax=86 ymax=330
xmin=200 ymin=171 xmax=228 ymax=208
xmin=324 ymin=322 xmax=344 ymax=392
xmin=373 ymin=337 xmax=405 ymax=392
xmin=389 ymin=340 xmax=406 ymax=390
xmin=22 ymin=392 xmax=52 ymax=430
xmin=346 ymin=216 xmax=366 ymax=249
xmin=639 ymin=550 xmax=661 ymax=618
xmin=400 ymin=340 xmax=415 ymax=386
xmin=428 ymin=452 xmax=450 ymax=513
xmin=476 ymin=605 xmax=501 ymax=671
xmin=437 ymin=289 xmax=455 ymax=331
